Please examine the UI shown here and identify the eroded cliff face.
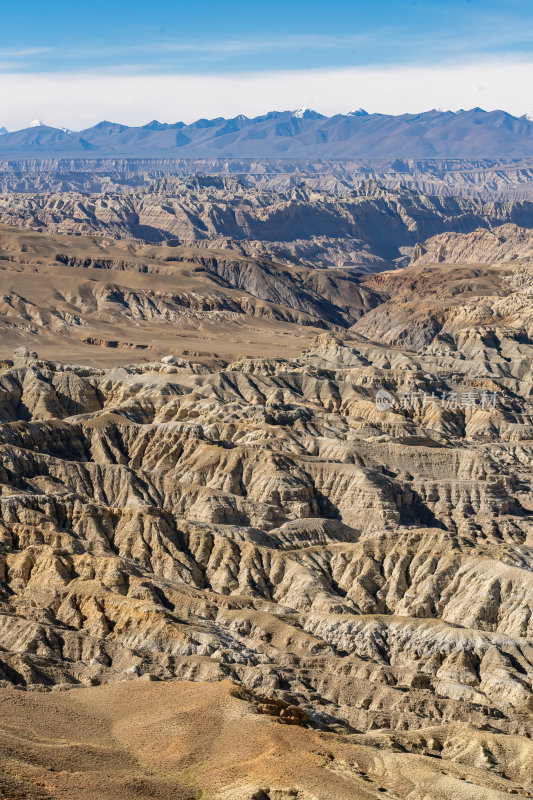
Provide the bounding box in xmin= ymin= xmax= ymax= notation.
xmin=0 ymin=321 xmax=531 ymax=796
xmin=3 ymin=157 xmax=533 ymax=199
xmin=355 ymin=255 xmax=533 ymax=349
xmin=411 ymin=223 xmax=533 ymax=265
xmin=2 ymin=179 xmax=533 ymax=268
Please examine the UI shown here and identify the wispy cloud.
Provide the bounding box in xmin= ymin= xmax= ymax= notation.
xmin=0 ymin=47 xmax=54 ymax=57
xmin=0 ymin=34 xmax=379 ymax=67
xmin=120 ymin=24 xmax=533 ymax=59
xmin=123 ymin=34 xmax=375 ymax=55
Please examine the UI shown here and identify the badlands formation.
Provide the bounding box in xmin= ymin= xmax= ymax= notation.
xmin=4 ymin=158 xmax=533 ymax=199
xmin=0 ymin=219 xmax=531 ymax=798
xmin=2 ymin=179 xmax=533 ymax=270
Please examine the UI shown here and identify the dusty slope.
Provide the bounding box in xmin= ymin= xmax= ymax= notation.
xmin=0 ymin=680 xmax=531 ymax=800
xmin=0 ymin=223 xmax=380 ymax=365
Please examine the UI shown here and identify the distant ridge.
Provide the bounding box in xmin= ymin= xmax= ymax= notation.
xmin=1 ymin=108 xmax=533 ymax=159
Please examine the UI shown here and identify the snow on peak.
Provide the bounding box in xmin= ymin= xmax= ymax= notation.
xmin=525 ymin=111 xmax=533 ymax=122
xmin=291 ymin=108 xmax=324 ymax=119
xmin=348 ymin=108 xmax=369 ymax=116
xmin=29 ymin=119 xmax=44 ymax=128
xmin=0 ymin=126 xmax=7 ymax=136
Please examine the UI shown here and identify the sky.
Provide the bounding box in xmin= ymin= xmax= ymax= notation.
xmin=1 ymin=0 xmax=532 ymax=129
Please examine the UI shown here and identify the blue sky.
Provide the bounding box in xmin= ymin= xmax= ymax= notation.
xmin=2 ymin=0 xmax=532 ymax=73
xmin=1 ymin=0 xmax=532 ymax=128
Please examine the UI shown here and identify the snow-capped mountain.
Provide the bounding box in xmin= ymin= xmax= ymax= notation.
xmin=0 ymin=108 xmax=532 ymax=159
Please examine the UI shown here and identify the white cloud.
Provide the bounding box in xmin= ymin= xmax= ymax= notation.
xmin=0 ymin=59 xmax=532 ymax=130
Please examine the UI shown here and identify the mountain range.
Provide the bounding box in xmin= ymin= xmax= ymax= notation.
xmin=2 ymin=107 xmax=533 ymax=159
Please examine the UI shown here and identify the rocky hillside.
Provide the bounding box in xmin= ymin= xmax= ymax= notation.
xmin=351 ymin=223 xmax=533 ymax=349
xmin=2 ymin=221 xmax=533 ymax=362
xmin=411 ymin=223 xmax=533 ymax=265
xmin=354 ymin=257 xmax=533 ymax=349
